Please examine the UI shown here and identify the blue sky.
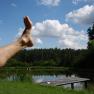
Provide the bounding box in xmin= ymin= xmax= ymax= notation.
xmin=0 ymin=0 xmax=94 ymax=49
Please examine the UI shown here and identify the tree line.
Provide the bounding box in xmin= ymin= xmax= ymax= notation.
xmin=5 ymin=24 xmax=94 ymax=69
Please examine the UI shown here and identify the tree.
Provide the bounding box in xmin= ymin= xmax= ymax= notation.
xmin=87 ymin=24 xmax=94 ymax=49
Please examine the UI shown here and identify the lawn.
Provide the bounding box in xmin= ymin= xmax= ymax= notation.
xmin=0 ymin=81 xmax=94 ymax=94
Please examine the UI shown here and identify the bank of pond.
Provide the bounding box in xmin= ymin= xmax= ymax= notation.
xmin=0 ymin=81 xmax=94 ymax=94
xmin=0 ymin=67 xmax=94 ymax=93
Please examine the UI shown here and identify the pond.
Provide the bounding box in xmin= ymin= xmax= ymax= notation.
xmin=0 ymin=68 xmax=92 ymax=89
xmin=32 ymin=74 xmax=85 ymax=89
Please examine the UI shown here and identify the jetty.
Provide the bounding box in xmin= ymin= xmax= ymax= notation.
xmin=41 ymin=77 xmax=90 ymax=89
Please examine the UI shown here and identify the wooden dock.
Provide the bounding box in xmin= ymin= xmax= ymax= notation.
xmin=41 ymin=77 xmax=90 ymax=89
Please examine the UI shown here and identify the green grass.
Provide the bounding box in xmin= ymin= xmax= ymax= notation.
xmin=0 ymin=81 xmax=94 ymax=94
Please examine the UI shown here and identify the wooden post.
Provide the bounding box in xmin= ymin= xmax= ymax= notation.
xmin=84 ymin=81 xmax=87 ymax=89
xmin=71 ymin=83 xmax=74 ymax=89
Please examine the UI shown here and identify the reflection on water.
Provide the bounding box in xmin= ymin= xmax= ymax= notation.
xmin=3 ymin=74 xmax=83 ymax=89
xmin=32 ymin=74 xmax=83 ymax=89
xmin=0 ymin=68 xmax=90 ymax=89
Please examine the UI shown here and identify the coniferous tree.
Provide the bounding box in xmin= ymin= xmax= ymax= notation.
xmin=87 ymin=24 xmax=94 ymax=49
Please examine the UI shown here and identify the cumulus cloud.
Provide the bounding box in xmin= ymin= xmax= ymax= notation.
xmin=32 ymin=20 xmax=88 ymax=49
xmin=32 ymin=37 xmax=43 ymax=44
xmin=58 ymin=31 xmax=88 ymax=49
xmin=66 ymin=5 xmax=94 ymax=25
xmin=32 ymin=20 xmax=62 ymax=37
xmin=39 ymin=0 xmax=61 ymax=6
xmin=16 ymin=28 xmax=42 ymax=45
xmin=16 ymin=19 xmax=88 ymax=49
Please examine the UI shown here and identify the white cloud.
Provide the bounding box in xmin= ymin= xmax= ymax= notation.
xmin=32 ymin=37 xmax=43 ymax=44
xmin=72 ymin=0 xmax=81 ymax=5
xmin=16 ymin=28 xmax=42 ymax=45
xmin=39 ymin=0 xmax=61 ymax=6
xmin=72 ymin=0 xmax=94 ymax=5
xmin=15 ymin=28 xmax=23 ymax=39
xmin=11 ymin=3 xmax=17 ymax=7
xmin=32 ymin=20 xmax=88 ymax=49
xmin=58 ymin=30 xmax=88 ymax=49
xmin=16 ymin=19 xmax=88 ymax=49
xmin=32 ymin=20 xmax=62 ymax=37
xmin=66 ymin=5 xmax=94 ymax=25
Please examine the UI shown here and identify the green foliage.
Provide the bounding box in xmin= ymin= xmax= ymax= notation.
xmin=88 ymin=40 xmax=94 ymax=49
xmin=73 ymin=48 xmax=94 ymax=69
xmin=87 ymin=24 xmax=94 ymax=40
xmin=5 ymin=47 xmax=94 ymax=69
xmin=0 ymin=81 xmax=93 ymax=94
xmin=87 ymin=24 xmax=94 ymax=49
xmin=6 ymin=59 xmax=30 ymax=67
xmin=4 ymin=24 xmax=94 ymax=69
xmin=6 ymin=48 xmax=78 ymax=68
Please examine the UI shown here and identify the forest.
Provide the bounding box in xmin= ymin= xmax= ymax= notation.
xmin=5 ymin=24 xmax=94 ymax=70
